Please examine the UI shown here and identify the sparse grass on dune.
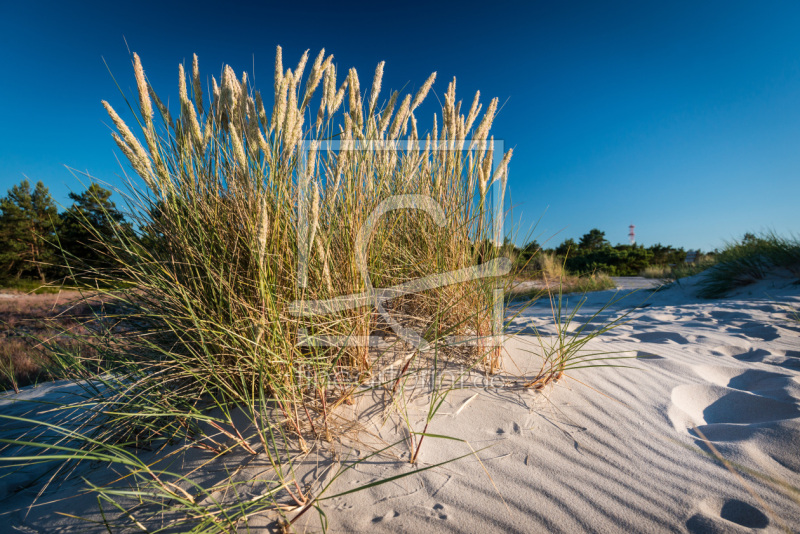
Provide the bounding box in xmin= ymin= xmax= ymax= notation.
xmin=640 ymin=265 xmax=672 ymax=279
xmin=670 ymin=259 xmax=715 ymax=281
xmin=0 ymin=279 xmax=67 ymax=294
xmin=536 ymin=251 xmax=565 ymax=280
xmin=564 ymin=272 xmax=616 ymax=293
xmin=0 ymin=291 xmax=101 ymax=393
xmin=697 ymin=232 xmax=800 ymax=298
xmin=641 ymin=258 xmax=716 ymax=281
xmin=510 ymin=252 xmax=616 ymax=301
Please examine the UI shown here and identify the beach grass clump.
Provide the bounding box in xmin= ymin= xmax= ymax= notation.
xmin=697 ymin=232 xmax=800 ymax=298
xmin=642 ymin=256 xmax=717 ymax=281
xmin=536 ymin=251 xmax=565 ymax=280
xmin=0 ymin=48 xmax=513 ymax=530
xmin=565 ymin=272 xmax=616 ymax=293
xmin=510 ymin=251 xmax=616 ymax=301
xmin=640 ymin=265 xmax=672 ymax=279
xmin=521 ymin=283 xmax=635 ymax=390
xmin=670 ymin=257 xmax=716 ymax=281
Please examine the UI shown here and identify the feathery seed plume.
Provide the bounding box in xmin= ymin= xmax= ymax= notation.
xmin=322 ymin=65 xmax=333 ymax=110
xmin=211 ymin=76 xmax=220 ymax=114
xmin=222 ymin=65 xmax=241 ymax=116
xmin=246 ymin=96 xmax=260 ymax=154
xmin=294 ymin=50 xmax=309 ymax=84
xmin=272 ymin=74 xmax=288 ymax=133
xmin=133 ymin=53 xmax=152 ymax=125
xmin=111 ymin=132 xmax=152 ymax=186
xmin=473 ymin=97 xmax=498 ymax=145
xmin=274 ymin=45 xmax=283 ymax=95
xmin=330 ymin=78 xmax=347 ymax=115
xmin=465 ymin=91 xmax=481 ymax=132
xmin=300 ymin=49 xmax=327 ymax=113
xmin=289 ymin=107 xmax=304 ymax=152
xmin=456 ymin=116 xmax=467 ymax=151
xmin=444 ymin=78 xmax=456 ymax=137
xmin=179 ymin=64 xmax=203 ymax=146
xmin=202 ymin=113 xmax=213 ymax=150
xmin=238 ymin=72 xmax=249 ymax=120
xmin=310 ymin=49 xmax=326 ymax=84
xmin=490 ymin=148 xmax=513 ymax=186
xmin=307 ymin=140 xmax=319 ymax=181
xmin=348 ymin=68 xmax=363 ymax=129
xmin=192 ymin=54 xmax=204 ymax=116
xmin=388 ymin=94 xmax=411 ymax=140
xmin=103 ymin=100 xmax=151 ymax=174
xmin=229 ymin=122 xmax=248 ymax=169
xmin=410 ymin=72 xmax=436 ymax=112
xmin=131 ymin=54 xmax=163 ymax=172
xmin=368 ymin=61 xmax=385 ymax=113
xmin=148 ymin=84 xmax=173 ymax=126
xmin=255 ymin=91 xmax=267 ymax=128
xmin=479 ymin=136 xmax=494 ymax=190
xmin=283 ymin=72 xmax=298 ymax=140
xmin=379 ymin=90 xmax=398 ymax=135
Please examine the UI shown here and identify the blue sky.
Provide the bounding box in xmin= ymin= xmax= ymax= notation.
xmin=1 ymin=0 xmax=799 ymax=251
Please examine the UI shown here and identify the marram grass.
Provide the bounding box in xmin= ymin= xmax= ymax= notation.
xmin=1 ymin=47 xmax=515 ymax=531
xmin=0 ymin=48 xmax=637 ymax=532
xmin=697 ymin=232 xmax=800 ymax=298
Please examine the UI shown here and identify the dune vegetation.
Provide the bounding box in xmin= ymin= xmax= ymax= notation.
xmin=0 ymin=47 xmax=520 ymax=530
xmin=697 ymin=232 xmax=800 ymax=298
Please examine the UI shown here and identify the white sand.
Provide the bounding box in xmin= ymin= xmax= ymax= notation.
xmin=2 ymin=274 xmax=800 ymax=532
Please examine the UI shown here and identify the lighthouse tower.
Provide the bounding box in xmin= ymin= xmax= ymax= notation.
xmin=629 ymin=224 xmax=635 ymax=246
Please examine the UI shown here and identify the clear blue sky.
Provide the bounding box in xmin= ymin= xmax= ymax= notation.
xmin=2 ymin=0 xmax=799 ymax=251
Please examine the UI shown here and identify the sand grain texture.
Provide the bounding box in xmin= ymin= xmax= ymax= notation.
xmin=2 ymin=276 xmax=800 ymax=533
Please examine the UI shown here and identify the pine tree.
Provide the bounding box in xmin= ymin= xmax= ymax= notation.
xmin=59 ymin=183 xmax=130 ymax=272
xmin=0 ymin=179 xmax=60 ymax=282
xmin=578 ymin=228 xmax=609 ymax=251
xmin=555 ymin=238 xmax=577 ymax=256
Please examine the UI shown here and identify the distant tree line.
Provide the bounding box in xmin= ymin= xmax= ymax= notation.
xmin=0 ymin=179 xmax=130 ymax=284
xmin=1 ymin=178 xmax=706 ymax=284
xmin=513 ymin=228 xmax=707 ymax=277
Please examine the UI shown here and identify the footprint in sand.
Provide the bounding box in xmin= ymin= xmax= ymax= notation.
xmin=710 ymin=310 xmax=750 ymax=322
xmin=691 ymin=366 xmax=800 ymax=402
xmin=372 ymin=510 xmax=400 ymax=522
xmin=706 ymin=345 xmax=800 ymax=370
xmin=630 ymin=331 xmax=690 ymax=344
xmin=671 ymin=384 xmax=800 ymax=426
xmin=686 ymin=498 xmax=769 ymax=533
xmin=635 ymin=350 xmax=665 ymax=359
xmin=732 ymin=322 xmax=780 ymax=342
xmin=709 ymin=345 xmax=758 ymax=358
xmin=674 ymin=368 xmax=800 ymax=470
xmin=431 ymin=503 xmax=448 ymax=520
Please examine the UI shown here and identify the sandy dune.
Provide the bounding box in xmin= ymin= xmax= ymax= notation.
xmin=2 ymin=274 xmax=799 ymax=532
